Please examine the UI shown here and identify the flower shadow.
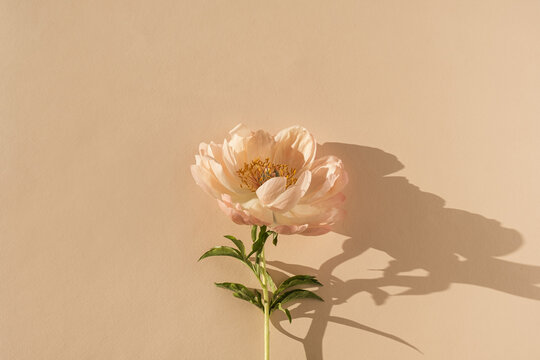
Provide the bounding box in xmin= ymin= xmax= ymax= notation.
xmin=268 ymin=142 xmax=540 ymax=360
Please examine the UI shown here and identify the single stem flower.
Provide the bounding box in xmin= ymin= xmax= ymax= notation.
xmin=193 ymin=124 xmax=348 ymax=359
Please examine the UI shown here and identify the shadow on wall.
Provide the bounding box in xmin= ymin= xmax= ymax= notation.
xmin=269 ymin=142 xmax=540 ymax=360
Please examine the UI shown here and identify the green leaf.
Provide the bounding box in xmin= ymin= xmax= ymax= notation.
xmin=215 ymin=282 xmax=264 ymax=310
xmin=224 ymin=235 xmax=245 ymax=257
xmin=277 ymin=303 xmax=292 ymax=323
xmin=265 ymin=271 xmax=277 ymax=292
xmin=250 ymin=262 xmax=261 ymax=276
xmin=273 ymin=275 xmax=323 ymax=298
xmin=254 ymin=288 xmax=262 ymax=306
xmin=250 ymin=239 xmax=265 ymax=257
xmin=251 ymin=225 xmax=258 ymax=242
xmin=247 ymin=228 xmax=269 ymax=259
xmin=271 ymin=289 xmax=323 ymax=310
xmin=198 ymin=246 xmax=242 ymax=261
xmin=271 ymin=231 xmax=278 ymax=246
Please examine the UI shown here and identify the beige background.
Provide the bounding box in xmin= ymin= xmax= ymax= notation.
xmin=2 ymin=1 xmax=540 ymax=359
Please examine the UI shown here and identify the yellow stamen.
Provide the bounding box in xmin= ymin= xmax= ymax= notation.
xmin=237 ymin=158 xmax=297 ymax=191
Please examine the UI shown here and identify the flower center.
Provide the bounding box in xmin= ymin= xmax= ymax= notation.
xmin=237 ymin=158 xmax=298 ymax=192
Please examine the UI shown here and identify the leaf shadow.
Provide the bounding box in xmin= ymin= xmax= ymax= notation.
xmin=268 ymin=142 xmax=540 ymax=359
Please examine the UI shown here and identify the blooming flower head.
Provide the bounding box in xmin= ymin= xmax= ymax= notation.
xmin=191 ymin=124 xmax=348 ymax=235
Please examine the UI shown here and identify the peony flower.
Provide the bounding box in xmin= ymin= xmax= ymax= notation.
xmin=191 ymin=124 xmax=348 ymax=235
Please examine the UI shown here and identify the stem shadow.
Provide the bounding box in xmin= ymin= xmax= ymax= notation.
xmin=268 ymin=142 xmax=540 ymax=359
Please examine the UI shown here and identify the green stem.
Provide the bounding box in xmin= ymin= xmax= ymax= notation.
xmin=261 ymin=242 xmax=270 ymax=360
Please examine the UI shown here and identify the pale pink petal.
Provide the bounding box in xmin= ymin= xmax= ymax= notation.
xmin=256 ymin=177 xmax=287 ymax=206
xmin=257 ymin=171 xmax=312 ymax=213
xmin=302 ymin=155 xmax=346 ymax=203
xmin=226 ymin=126 xmax=250 ymax=165
xmin=208 ymin=157 xmax=243 ymax=193
xmin=312 ymin=192 xmax=347 ymax=208
xmin=273 ymin=126 xmax=317 ymax=170
xmin=312 ymin=169 xmax=348 ymax=205
xmin=197 ymin=139 xmax=251 ymax=196
xmin=244 ymin=200 xmax=274 ymax=225
xmin=245 ymin=130 xmax=276 ymax=161
xmin=271 ymin=224 xmax=308 ymax=235
xmin=225 ymin=124 xmax=276 ymax=167
xmin=229 ymin=123 xmax=251 ymax=137
xmin=217 ymin=200 xmax=250 ymax=225
xmin=205 ymin=143 xmax=240 ymax=188
xmin=274 ymin=204 xmax=342 ymax=228
xmin=198 ymin=142 xmax=210 ymax=157
xmin=194 ymin=152 xmax=251 ymax=202
xmin=272 ymin=199 xmax=345 ymax=236
xmin=222 ymin=139 xmax=240 ymax=170
xmin=218 ymin=194 xmax=271 ymax=226
xmin=190 ymin=164 xmax=229 ymax=199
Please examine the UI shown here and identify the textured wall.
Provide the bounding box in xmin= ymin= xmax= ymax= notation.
xmin=2 ymin=1 xmax=540 ymax=359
